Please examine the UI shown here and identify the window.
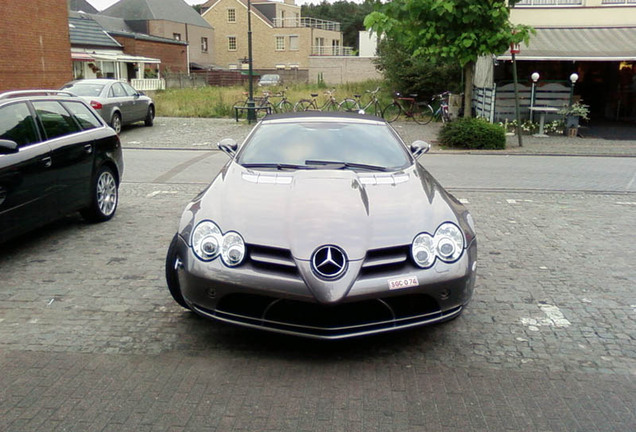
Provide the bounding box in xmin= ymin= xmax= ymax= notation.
xmin=275 ymin=36 xmax=285 ymax=51
xmin=121 ymin=82 xmax=139 ymax=96
xmin=201 ymin=37 xmax=208 ymax=52
xmin=32 ymin=101 xmax=80 ymax=141
xmin=0 ymin=102 xmax=38 ymax=147
xmin=227 ymin=8 xmax=236 ymax=22
xmin=289 ymin=35 xmax=299 ymax=51
xmin=110 ymin=83 xmax=127 ymax=98
xmin=173 ymin=33 xmax=181 ymax=41
xmin=63 ymin=101 xmax=102 ymax=131
xmin=228 ymin=36 xmax=237 ymax=51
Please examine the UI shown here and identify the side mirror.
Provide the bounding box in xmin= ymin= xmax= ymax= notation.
xmin=0 ymin=139 xmax=19 ymax=155
xmin=410 ymin=140 xmax=431 ymax=159
xmin=217 ymin=138 xmax=238 ymax=157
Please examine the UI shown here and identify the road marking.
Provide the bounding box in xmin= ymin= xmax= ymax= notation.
xmin=521 ymin=303 xmax=571 ymax=330
xmin=147 ymin=190 xmax=179 ymax=198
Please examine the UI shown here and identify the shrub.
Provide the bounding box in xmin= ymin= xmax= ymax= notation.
xmin=438 ymin=117 xmax=506 ymax=150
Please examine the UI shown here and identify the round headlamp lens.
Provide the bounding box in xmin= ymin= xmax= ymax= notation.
xmin=434 ymin=223 xmax=464 ymax=262
xmin=412 ymin=233 xmax=435 ymax=268
xmin=192 ymin=221 xmax=222 ymax=261
xmin=221 ymin=231 xmax=245 ymax=267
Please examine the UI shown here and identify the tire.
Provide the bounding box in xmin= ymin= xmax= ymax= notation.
xmin=382 ymin=103 xmax=401 ymax=123
xmin=257 ymin=102 xmax=274 ymax=118
xmin=110 ymin=112 xmax=122 ymax=134
xmin=294 ymin=99 xmax=314 ymax=112
xmin=80 ymin=165 xmax=118 ymax=223
xmin=166 ymin=234 xmax=190 ymax=309
xmin=144 ymin=105 xmax=155 ymax=127
xmin=276 ymin=100 xmax=294 ymax=113
xmin=413 ymin=103 xmax=434 ymax=125
xmin=338 ymin=99 xmax=359 ymax=112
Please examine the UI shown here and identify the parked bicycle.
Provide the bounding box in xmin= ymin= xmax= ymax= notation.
xmin=433 ymin=91 xmax=453 ymax=123
xmin=232 ymin=91 xmax=274 ymax=118
xmin=294 ymin=89 xmax=340 ymax=112
xmin=269 ymin=88 xmax=294 ymax=113
xmin=382 ymin=92 xmax=434 ymax=125
xmin=338 ymin=87 xmax=383 ymax=116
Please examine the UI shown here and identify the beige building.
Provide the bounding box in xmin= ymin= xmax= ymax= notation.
xmin=494 ymin=0 xmax=636 ymax=121
xmin=201 ymin=0 xmax=344 ymax=76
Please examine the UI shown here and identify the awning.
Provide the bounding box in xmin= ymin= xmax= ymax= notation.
xmin=71 ymin=52 xmax=95 ymax=62
xmin=80 ymin=52 xmax=161 ymax=64
xmin=498 ymin=26 xmax=636 ymax=61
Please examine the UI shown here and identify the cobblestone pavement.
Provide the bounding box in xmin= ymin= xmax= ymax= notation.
xmin=0 ymin=118 xmax=634 ymax=431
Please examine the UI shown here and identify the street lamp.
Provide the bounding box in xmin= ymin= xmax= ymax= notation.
xmin=569 ymin=72 xmax=579 ymax=107
xmin=246 ymin=0 xmax=256 ymax=122
xmin=530 ymin=72 xmax=540 ymax=122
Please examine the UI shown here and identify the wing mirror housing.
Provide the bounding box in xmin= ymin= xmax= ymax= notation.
xmin=410 ymin=140 xmax=431 ymax=159
xmin=218 ymin=138 xmax=238 ymax=157
xmin=0 ymin=139 xmax=19 ymax=155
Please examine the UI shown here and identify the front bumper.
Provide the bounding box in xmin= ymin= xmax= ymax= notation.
xmin=175 ymin=235 xmax=477 ymax=339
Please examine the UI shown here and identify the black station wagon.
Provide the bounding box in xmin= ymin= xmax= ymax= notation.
xmin=0 ymin=90 xmax=123 ymax=243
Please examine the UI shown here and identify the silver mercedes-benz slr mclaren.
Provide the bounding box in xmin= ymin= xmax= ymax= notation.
xmin=166 ymin=112 xmax=477 ymax=339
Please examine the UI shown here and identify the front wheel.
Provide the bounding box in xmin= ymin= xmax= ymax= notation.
xmin=413 ymin=103 xmax=434 ymax=125
xmin=144 ymin=105 xmax=154 ymax=127
xmin=166 ymin=234 xmax=190 ymax=309
xmin=382 ymin=103 xmax=401 ymax=123
xmin=80 ymin=165 xmax=118 ymax=222
xmin=276 ymin=100 xmax=294 ymax=113
xmin=338 ymin=99 xmax=359 ymax=112
xmin=294 ymin=99 xmax=314 ymax=112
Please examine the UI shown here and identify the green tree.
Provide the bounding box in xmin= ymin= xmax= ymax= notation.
xmin=364 ymin=0 xmax=532 ymax=117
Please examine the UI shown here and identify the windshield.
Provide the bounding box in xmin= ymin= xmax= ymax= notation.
xmin=237 ymin=121 xmax=412 ymax=171
xmin=62 ymin=83 xmax=105 ymax=97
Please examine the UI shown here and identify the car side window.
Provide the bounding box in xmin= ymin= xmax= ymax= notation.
xmin=32 ymin=101 xmax=80 ymax=140
xmin=121 ymin=83 xmax=138 ymax=97
xmin=111 ymin=83 xmax=127 ymax=98
xmin=63 ymin=101 xmax=102 ymax=130
xmin=0 ymin=102 xmax=39 ymax=147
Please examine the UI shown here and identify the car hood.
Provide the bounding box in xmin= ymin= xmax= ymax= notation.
xmin=180 ymin=161 xmax=467 ymax=262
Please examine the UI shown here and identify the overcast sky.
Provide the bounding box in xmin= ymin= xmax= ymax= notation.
xmin=87 ymin=0 xmax=328 ymax=11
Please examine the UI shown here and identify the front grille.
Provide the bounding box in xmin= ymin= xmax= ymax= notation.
xmin=194 ymin=293 xmax=459 ymax=339
xmin=248 ymin=244 xmax=298 ymax=276
xmin=360 ymin=245 xmax=410 ymax=277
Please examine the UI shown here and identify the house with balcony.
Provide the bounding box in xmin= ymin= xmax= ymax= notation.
xmin=200 ymin=0 xmax=350 ymax=82
xmin=476 ymin=0 xmax=636 ymax=122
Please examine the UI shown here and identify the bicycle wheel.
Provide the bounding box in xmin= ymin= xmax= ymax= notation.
xmin=338 ymin=98 xmax=359 ymax=112
xmin=257 ymin=102 xmax=274 ymax=118
xmin=324 ymin=101 xmax=339 ymax=112
xmin=413 ymin=103 xmax=434 ymax=125
xmin=276 ymin=100 xmax=294 ymax=113
xmin=294 ymin=99 xmax=314 ymax=112
xmin=382 ymin=103 xmax=401 ymax=122
xmin=365 ymin=101 xmax=382 ymax=117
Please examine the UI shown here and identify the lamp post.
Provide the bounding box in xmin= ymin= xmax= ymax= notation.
xmin=569 ymin=72 xmax=579 ymax=107
xmin=530 ymin=72 xmax=540 ymax=122
xmin=246 ymin=0 xmax=256 ymax=122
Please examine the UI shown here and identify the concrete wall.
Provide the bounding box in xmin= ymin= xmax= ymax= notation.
xmin=0 ymin=0 xmax=72 ymax=91
xmin=308 ymin=57 xmax=381 ymax=85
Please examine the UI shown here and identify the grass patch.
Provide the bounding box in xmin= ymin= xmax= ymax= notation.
xmin=150 ymin=80 xmax=392 ymax=118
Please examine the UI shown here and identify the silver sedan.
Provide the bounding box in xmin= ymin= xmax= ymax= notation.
xmin=61 ymin=79 xmax=154 ymax=134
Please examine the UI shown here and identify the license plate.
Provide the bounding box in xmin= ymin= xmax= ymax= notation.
xmin=388 ymin=275 xmax=419 ymax=290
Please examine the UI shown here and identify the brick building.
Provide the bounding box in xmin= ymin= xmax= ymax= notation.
xmin=0 ymin=0 xmax=72 ymax=91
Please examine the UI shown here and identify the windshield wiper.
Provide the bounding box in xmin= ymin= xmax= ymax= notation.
xmin=304 ymin=160 xmax=389 ymax=172
xmin=241 ymin=163 xmax=314 ymax=170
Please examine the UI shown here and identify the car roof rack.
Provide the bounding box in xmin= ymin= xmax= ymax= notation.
xmin=0 ymin=90 xmax=76 ymax=100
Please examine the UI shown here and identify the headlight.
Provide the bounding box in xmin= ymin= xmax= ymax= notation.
xmin=191 ymin=221 xmax=246 ymax=267
xmin=192 ymin=221 xmax=222 ymax=261
xmin=412 ymin=233 xmax=436 ymax=268
xmin=411 ymin=222 xmax=464 ymax=268
xmin=221 ymin=231 xmax=245 ymax=267
xmin=434 ymin=223 xmax=464 ymax=262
